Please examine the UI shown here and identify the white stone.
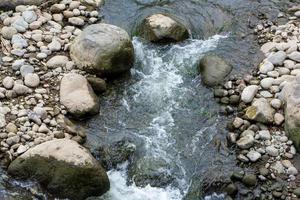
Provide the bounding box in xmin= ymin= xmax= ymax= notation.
xmin=241 ymin=85 xmax=259 ymax=103
xmin=246 ymin=150 xmax=261 ymax=162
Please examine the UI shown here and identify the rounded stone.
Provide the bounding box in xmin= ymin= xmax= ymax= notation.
xmin=70 ymin=23 xmax=134 ymax=77
xmin=24 ymin=73 xmax=40 ymax=88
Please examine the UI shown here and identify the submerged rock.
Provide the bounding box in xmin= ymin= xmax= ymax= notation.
xmin=60 ymin=73 xmax=99 ymax=118
xmin=140 ymin=14 xmax=189 ymax=43
xmin=198 ymin=54 xmax=232 ymax=86
xmin=8 ymin=139 xmax=110 ymax=200
xmin=70 ymin=23 xmax=134 ymax=77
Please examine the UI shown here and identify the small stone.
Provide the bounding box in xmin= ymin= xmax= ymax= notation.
xmin=242 ymin=174 xmax=257 ymax=187
xmin=17 ymin=145 xmax=27 ymax=154
xmin=270 ymin=99 xmax=281 ymax=109
xmin=288 ymin=51 xmax=300 ymax=62
xmin=287 ymin=167 xmax=298 ymax=175
xmin=236 ymin=135 xmax=254 ymax=149
xmin=258 ymin=130 xmax=271 ymax=140
xmin=246 ymin=150 xmax=261 ymax=162
xmin=50 ymin=4 xmax=66 ymax=13
xmin=259 ymin=60 xmax=274 ymax=74
xmin=1 ymin=26 xmax=17 ymax=39
xmin=13 ymin=84 xmax=30 ymax=96
xmin=266 ymin=145 xmax=279 ymax=157
xmin=260 ymin=77 xmax=274 ymax=89
xmin=2 ymin=77 xmax=14 ymax=89
xmin=46 ymin=55 xmax=69 ymax=68
xmin=48 ymin=38 xmax=61 ymax=51
xmin=293 ymin=188 xmax=300 ymax=197
xmin=24 ymin=73 xmax=40 ymax=88
xmin=267 ymin=51 xmax=286 ymax=65
xmin=22 ymin=10 xmax=37 ymax=23
xmin=38 ymin=124 xmax=49 ymax=133
xmin=225 ymin=183 xmax=237 ymax=196
xmin=259 ymin=167 xmax=269 ymax=176
xmin=6 ymin=123 xmax=17 ymax=133
xmin=20 ymin=65 xmax=34 ymax=77
xmin=233 ymin=117 xmax=243 ymax=129
xmin=274 ymin=113 xmax=284 ymax=125
xmin=241 ymin=85 xmax=259 ymax=103
xmin=68 ymin=17 xmax=85 ymax=26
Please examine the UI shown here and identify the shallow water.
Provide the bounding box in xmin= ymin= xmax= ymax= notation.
xmin=86 ymin=36 xmax=237 ymax=200
xmin=0 ymin=0 xmax=296 ymax=199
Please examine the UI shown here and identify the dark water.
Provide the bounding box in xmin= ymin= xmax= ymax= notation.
xmin=0 ymin=0 xmax=296 ymax=199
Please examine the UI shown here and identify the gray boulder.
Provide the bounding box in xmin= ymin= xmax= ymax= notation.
xmin=140 ymin=14 xmax=189 ymax=42
xmin=60 ymin=73 xmax=99 ymax=118
xmin=70 ymin=23 xmax=134 ymax=77
xmin=198 ymin=54 xmax=233 ymax=86
xmin=8 ymin=139 xmax=110 ymax=200
xmin=0 ymin=0 xmax=43 ymax=10
xmin=280 ymin=75 xmax=300 ymax=151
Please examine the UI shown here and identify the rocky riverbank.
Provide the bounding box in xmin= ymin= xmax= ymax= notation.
xmin=0 ymin=0 xmax=120 ymax=199
xmin=212 ymin=7 xmax=300 ymax=200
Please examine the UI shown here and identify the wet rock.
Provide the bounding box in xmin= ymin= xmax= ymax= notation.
xmin=87 ymin=77 xmax=107 ymax=94
xmin=236 ymin=135 xmax=254 ymax=149
xmin=245 ymin=98 xmax=275 ymax=124
xmin=60 ymin=73 xmax=99 ymax=117
xmin=95 ymin=140 xmax=136 ymax=170
xmin=198 ymin=54 xmax=232 ymax=87
xmin=70 ymin=23 xmax=134 ymax=77
xmin=241 ymin=85 xmax=259 ymax=103
xmin=8 ymin=139 xmax=110 ymax=200
xmin=293 ymin=188 xmax=300 ymax=197
xmin=140 ymin=14 xmax=189 ymax=42
xmin=242 ymin=174 xmax=257 ymax=187
xmin=225 ymin=183 xmax=237 ymax=196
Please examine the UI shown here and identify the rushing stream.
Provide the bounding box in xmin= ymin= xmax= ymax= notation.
xmin=86 ymin=36 xmax=236 ymax=200
xmin=0 ymin=0 xmax=297 ymax=199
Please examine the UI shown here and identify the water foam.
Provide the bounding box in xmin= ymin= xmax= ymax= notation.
xmin=101 ymin=35 xmax=227 ymax=200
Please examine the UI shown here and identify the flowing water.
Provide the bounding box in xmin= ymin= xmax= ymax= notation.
xmin=86 ymin=36 xmax=236 ymax=200
xmin=0 ymin=0 xmax=297 ymax=199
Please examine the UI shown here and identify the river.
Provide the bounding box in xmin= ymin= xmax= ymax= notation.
xmin=0 ymin=0 xmax=296 ymax=199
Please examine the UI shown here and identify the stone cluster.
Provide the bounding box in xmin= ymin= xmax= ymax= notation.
xmin=215 ymin=8 xmax=300 ymax=199
xmin=0 ymin=0 xmax=102 ymax=162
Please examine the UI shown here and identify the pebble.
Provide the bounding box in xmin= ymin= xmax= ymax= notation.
xmin=24 ymin=73 xmax=40 ymax=88
xmin=2 ymin=77 xmax=14 ymax=89
xmin=247 ymin=150 xmax=261 ymax=162
xmin=241 ymin=85 xmax=259 ymax=103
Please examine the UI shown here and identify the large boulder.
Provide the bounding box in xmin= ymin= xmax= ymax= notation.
xmin=0 ymin=0 xmax=43 ymax=10
xmin=280 ymin=75 xmax=300 ymax=151
xmin=60 ymin=73 xmax=99 ymax=118
xmin=198 ymin=54 xmax=233 ymax=86
xmin=140 ymin=14 xmax=189 ymax=42
xmin=8 ymin=139 xmax=110 ymax=200
xmin=245 ymin=98 xmax=275 ymax=124
xmin=70 ymin=23 xmax=134 ymax=77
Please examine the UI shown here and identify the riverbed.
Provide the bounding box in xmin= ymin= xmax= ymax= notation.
xmin=0 ymin=0 xmax=296 ymax=199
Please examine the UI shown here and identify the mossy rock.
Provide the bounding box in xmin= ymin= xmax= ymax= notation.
xmin=8 ymin=139 xmax=109 ymax=200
